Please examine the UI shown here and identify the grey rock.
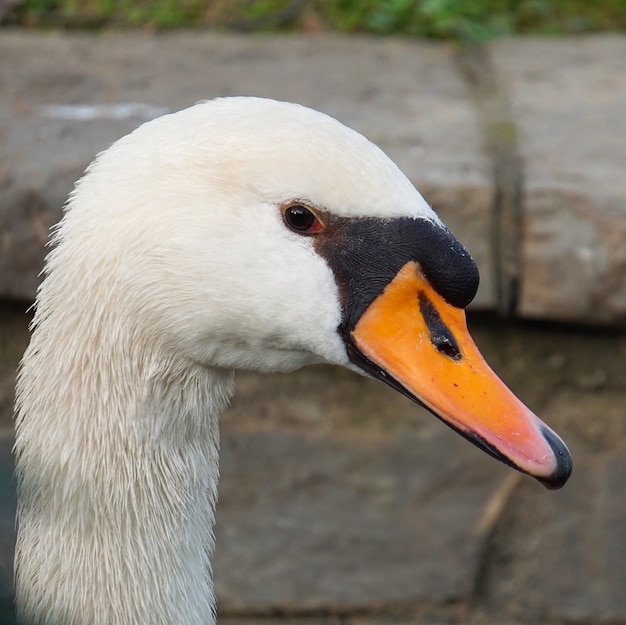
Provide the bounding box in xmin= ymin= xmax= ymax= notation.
xmin=489 ymin=37 xmax=626 ymax=326
xmin=0 ymin=32 xmax=493 ymax=306
xmin=214 ymin=427 xmax=506 ymax=611
xmin=1 ymin=303 xmax=626 ymax=621
xmin=480 ymin=449 xmax=626 ymax=622
xmin=3 ymin=32 xmax=626 ymax=324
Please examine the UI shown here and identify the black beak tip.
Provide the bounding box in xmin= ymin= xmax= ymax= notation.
xmin=537 ymin=426 xmax=573 ymax=490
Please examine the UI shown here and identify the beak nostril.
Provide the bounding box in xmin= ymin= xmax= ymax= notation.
xmin=418 ymin=292 xmax=462 ymax=362
xmin=432 ymin=333 xmax=461 ymax=361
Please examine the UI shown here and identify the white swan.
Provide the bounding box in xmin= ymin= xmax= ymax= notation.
xmin=14 ymin=97 xmax=572 ymax=625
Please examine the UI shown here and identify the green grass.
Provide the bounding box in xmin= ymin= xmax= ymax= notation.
xmin=14 ymin=0 xmax=626 ymax=41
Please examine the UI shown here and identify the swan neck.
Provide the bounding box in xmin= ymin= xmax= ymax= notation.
xmin=15 ymin=327 xmax=234 ymax=625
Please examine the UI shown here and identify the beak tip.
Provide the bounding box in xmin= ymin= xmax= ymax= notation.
xmin=536 ymin=426 xmax=573 ymax=490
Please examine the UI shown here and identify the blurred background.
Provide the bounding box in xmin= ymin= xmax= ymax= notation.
xmin=1 ymin=1 xmax=625 ymax=624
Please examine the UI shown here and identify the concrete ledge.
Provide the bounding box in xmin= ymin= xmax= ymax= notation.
xmin=1 ymin=32 xmax=625 ymax=325
xmin=490 ymin=37 xmax=626 ymax=326
xmin=0 ymin=31 xmax=490 ymax=310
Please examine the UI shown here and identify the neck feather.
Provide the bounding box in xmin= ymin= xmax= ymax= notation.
xmin=15 ymin=302 xmax=234 ymax=625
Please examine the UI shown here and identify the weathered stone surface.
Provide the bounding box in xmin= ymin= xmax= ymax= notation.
xmin=475 ymin=386 xmax=626 ymax=623
xmin=3 ymin=32 xmax=626 ymax=323
xmin=480 ymin=449 xmax=626 ymax=623
xmin=490 ymin=36 xmax=626 ymax=326
xmin=214 ymin=363 xmax=514 ymax=611
xmin=0 ymin=305 xmax=625 ymax=622
xmin=0 ymin=31 xmax=493 ymax=305
xmin=213 ymin=427 xmax=506 ymax=612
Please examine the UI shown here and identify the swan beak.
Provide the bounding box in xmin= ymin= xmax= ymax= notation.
xmin=349 ymin=261 xmax=572 ymax=489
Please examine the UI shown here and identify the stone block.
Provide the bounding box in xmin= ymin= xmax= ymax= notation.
xmin=477 ymin=387 xmax=626 ymax=623
xmin=480 ymin=450 xmax=626 ymax=622
xmin=490 ymin=37 xmax=626 ymax=326
xmin=0 ymin=32 xmax=493 ymax=306
xmin=1 ymin=312 xmax=624 ymax=620
xmin=213 ymin=427 xmax=507 ymax=612
xmin=209 ymin=363 xmax=524 ymax=612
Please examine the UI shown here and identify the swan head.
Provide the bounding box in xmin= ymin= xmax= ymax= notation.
xmin=51 ymin=97 xmax=571 ymax=488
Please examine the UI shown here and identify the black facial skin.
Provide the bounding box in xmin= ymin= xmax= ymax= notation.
xmin=310 ymin=212 xmax=477 ymax=398
xmin=310 ymin=213 xmax=478 ymax=371
xmin=313 ymin=214 xmax=480 ymax=332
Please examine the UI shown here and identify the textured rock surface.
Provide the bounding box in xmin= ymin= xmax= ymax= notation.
xmin=3 ymin=33 xmax=625 ymax=324
xmin=480 ymin=449 xmax=626 ymax=623
xmin=214 ymin=428 xmax=505 ymax=611
xmin=0 ymin=31 xmax=494 ymax=306
xmin=3 ymin=33 xmax=626 ymax=323
xmin=1 ymin=302 xmax=625 ymax=623
xmin=490 ymin=37 xmax=626 ymax=325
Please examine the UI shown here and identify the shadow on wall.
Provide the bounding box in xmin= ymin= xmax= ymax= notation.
xmin=0 ymin=436 xmax=16 ymax=625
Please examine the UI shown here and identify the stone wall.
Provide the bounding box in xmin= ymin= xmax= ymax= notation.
xmin=1 ymin=300 xmax=625 ymax=624
xmin=1 ymin=32 xmax=625 ymax=625
xmin=1 ymin=33 xmax=625 ymax=325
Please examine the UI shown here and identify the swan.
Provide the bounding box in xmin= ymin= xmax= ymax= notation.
xmin=14 ymin=97 xmax=572 ymax=625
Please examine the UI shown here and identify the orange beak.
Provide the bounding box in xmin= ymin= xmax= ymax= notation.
xmin=349 ymin=261 xmax=572 ymax=489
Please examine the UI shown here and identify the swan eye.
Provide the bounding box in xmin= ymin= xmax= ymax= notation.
xmin=283 ymin=205 xmax=323 ymax=234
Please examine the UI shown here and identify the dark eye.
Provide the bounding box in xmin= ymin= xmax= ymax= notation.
xmin=283 ymin=205 xmax=323 ymax=234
